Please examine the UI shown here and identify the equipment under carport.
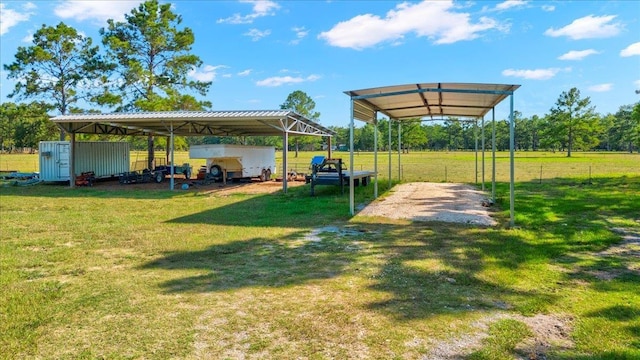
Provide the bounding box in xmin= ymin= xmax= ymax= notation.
xmin=119 ymin=169 xmax=154 ymax=184
xmin=305 ymin=156 xmax=375 ymax=195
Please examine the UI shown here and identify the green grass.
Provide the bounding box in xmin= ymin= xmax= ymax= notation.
xmin=1 ymin=150 xmax=638 ymax=182
xmin=469 ymin=319 xmax=533 ymax=360
xmin=1 ymin=151 xmax=639 ymax=358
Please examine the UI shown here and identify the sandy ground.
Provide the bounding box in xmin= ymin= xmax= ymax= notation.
xmin=357 ymin=182 xmax=497 ymax=226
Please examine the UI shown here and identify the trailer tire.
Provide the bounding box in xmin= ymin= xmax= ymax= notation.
xmin=154 ymin=171 xmax=164 ymax=183
xmin=210 ymin=165 xmax=222 ymax=178
xmin=266 ymin=169 xmax=271 ymax=181
xmin=259 ymin=169 xmax=267 ymax=182
xmin=184 ymin=169 xmax=191 ymax=180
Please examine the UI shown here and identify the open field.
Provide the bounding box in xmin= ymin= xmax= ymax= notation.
xmin=1 ymin=151 xmax=639 ymax=359
xmin=1 ymin=150 xmax=638 ymax=182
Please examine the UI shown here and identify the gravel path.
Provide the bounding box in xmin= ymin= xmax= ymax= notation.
xmin=357 ymin=182 xmax=496 ymax=226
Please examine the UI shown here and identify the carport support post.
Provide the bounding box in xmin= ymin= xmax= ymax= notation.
xmin=388 ymin=119 xmax=392 ymax=189
xmin=373 ymin=115 xmax=378 ymax=199
xmin=509 ymin=94 xmax=515 ymax=227
xmin=492 ymin=108 xmax=496 ymax=203
xmin=283 ymin=131 xmax=288 ymax=194
xmin=69 ymin=132 xmax=76 ymax=188
xmin=349 ymin=102 xmax=355 ymax=215
xmin=475 ymin=119 xmax=478 ymax=185
xmin=481 ymin=116 xmax=485 ymax=191
xmin=169 ymin=123 xmax=174 ymax=190
xmin=397 ymin=121 xmax=401 ymax=180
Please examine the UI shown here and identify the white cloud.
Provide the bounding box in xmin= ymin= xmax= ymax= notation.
xmin=318 ymin=0 xmax=502 ymax=50
xmin=620 ymin=42 xmax=640 ymax=57
xmin=244 ymin=28 xmax=271 ymax=41
xmin=558 ymin=49 xmax=599 ymax=60
xmin=495 ymin=1 xmax=528 ymax=11
xmin=0 ymin=2 xmax=35 ymax=36
xmin=544 ymin=15 xmax=622 ymax=40
xmin=218 ymin=0 xmax=280 ymax=24
xmin=54 ymin=1 xmax=141 ymax=23
xmin=290 ymin=26 xmax=308 ymax=45
xmin=634 ymin=79 xmax=640 ymax=89
xmin=256 ymin=74 xmax=321 ymax=87
xmin=588 ymin=83 xmax=613 ymax=92
xmin=542 ymin=5 xmax=555 ymax=12
xmin=21 ymin=29 xmax=34 ymax=43
xmin=238 ymin=69 xmax=252 ymax=76
xmin=502 ymin=67 xmax=568 ymax=80
xmin=188 ymin=65 xmax=227 ymax=82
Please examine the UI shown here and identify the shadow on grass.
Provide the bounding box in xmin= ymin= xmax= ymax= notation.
xmin=360 ymin=222 xmax=565 ymax=319
xmin=139 ymin=175 xmax=639 ymax=325
xmin=139 ymin=229 xmax=360 ymax=293
xmin=140 ymin=219 xmax=566 ymax=318
xmin=586 ymin=305 xmax=640 ymax=321
xmin=498 ymin=176 xmax=639 ymax=244
xmin=166 ymin=181 xmax=381 ymax=228
xmin=0 ymin=180 xmax=201 ymax=200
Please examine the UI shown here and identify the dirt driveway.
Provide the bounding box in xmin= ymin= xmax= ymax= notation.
xmin=357 ymin=182 xmax=496 ymax=226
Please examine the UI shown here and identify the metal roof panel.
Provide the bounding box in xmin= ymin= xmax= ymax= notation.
xmin=345 ymin=82 xmax=520 ymax=121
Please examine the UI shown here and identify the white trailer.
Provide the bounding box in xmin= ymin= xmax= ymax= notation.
xmin=39 ymin=141 xmax=130 ymax=182
xmin=189 ymin=144 xmax=276 ymax=182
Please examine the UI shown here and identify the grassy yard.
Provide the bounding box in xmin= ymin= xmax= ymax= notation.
xmin=1 ymin=151 xmax=639 ymax=359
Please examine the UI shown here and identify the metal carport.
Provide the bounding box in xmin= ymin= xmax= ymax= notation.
xmin=50 ymin=110 xmax=335 ymax=192
xmin=344 ymin=82 xmax=520 ymax=226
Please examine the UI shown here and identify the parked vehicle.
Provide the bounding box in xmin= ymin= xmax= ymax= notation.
xmin=153 ymin=162 xmax=192 ymax=182
xmin=189 ymin=144 xmax=276 ymax=182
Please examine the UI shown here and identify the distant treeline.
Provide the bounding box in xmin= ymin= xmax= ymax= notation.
xmin=1 ymin=97 xmax=639 ymax=155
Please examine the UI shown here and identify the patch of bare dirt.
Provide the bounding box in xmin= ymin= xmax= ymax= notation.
xmin=514 ymin=314 xmax=575 ymax=359
xmin=423 ymin=313 xmax=574 ymax=360
xmin=358 ymin=182 xmax=496 ymax=226
xmin=588 ymin=227 xmax=640 ymax=279
xmin=599 ymin=227 xmax=640 ymax=258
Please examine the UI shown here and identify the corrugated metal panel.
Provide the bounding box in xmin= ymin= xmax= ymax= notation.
xmin=345 ymin=82 xmax=520 ymax=121
xmin=50 ymin=110 xmax=293 ymax=121
xmin=39 ymin=141 xmax=70 ymax=181
xmin=75 ymin=142 xmax=130 ymax=178
xmin=39 ymin=141 xmax=130 ymax=181
xmin=49 ymin=110 xmax=335 ymax=138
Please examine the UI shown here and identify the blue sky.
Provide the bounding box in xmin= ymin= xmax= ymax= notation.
xmin=1 ymin=0 xmax=639 ymax=127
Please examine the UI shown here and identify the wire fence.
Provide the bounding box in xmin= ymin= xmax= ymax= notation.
xmin=277 ymin=155 xmax=640 ymax=185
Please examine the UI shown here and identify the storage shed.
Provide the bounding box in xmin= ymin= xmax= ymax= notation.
xmin=39 ymin=141 xmax=129 ymax=182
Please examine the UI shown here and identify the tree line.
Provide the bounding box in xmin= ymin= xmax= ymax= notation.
xmin=0 ymin=0 xmax=638 ymax=157
xmin=2 ymin=87 xmax=639 ymax=156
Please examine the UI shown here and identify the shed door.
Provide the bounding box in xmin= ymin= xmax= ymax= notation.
xmin=56 ymin=143 xmax=70 ymax=180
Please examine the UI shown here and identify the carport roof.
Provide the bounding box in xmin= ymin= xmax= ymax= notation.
xmin=344 ymin=82 xmax=520 ymax=123
xmin=50 ymin=110 xmax=335 ymax=137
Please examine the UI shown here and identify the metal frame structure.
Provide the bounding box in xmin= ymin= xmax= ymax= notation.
xmin=50 ymin=110 xmax=335 ymax=193
xmin=344 ymin=82 xmax=520 ymax=226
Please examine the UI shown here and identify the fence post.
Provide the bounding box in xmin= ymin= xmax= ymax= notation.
xmin=539 ymin=164 xmax=542 ymax=184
